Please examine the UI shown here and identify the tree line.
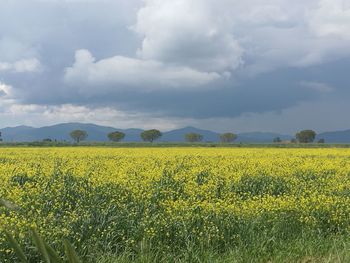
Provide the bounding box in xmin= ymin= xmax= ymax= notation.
xmin=68 ymin=129 xmax=323 ymax=144
xmin=273 ymin=130 xmax=324 ymax=144
xmin=69 ymin=129 xmax=238 ymax=143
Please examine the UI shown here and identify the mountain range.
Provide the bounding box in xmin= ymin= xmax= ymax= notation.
xmin=0 ymin=122 xmax=349 ymax=143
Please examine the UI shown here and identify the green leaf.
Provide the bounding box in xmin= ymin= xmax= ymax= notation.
xmin=4 ymin=231 xmax=28 ymax=263
xmin=63 ymin=239 xmax=82 ymax=263
xmin=31 ymin=228 xmax=51 ymax=263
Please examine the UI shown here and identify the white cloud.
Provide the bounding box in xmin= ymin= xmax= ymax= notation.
xmin=13 ymin=58 xmax=42 ymax=73
xmin=231 ymin=0 xmax=350 ymax=73
xmin=64 ymin=49 xmax=221 ymax=91
xmin=0 ymin=82 xmax=13 ymax=98
xmin=135 ymin=0 xmax=243 ymax=72
xmin=0 ymin=58 xmax=42 ymax=73
xmin=309 ymin=0 xmax=350 ymax=39
xmin=0 ymin=102 xmax=191 ymax=131
xmin=36 ymin=104 xmax=188 ymax=130
xmin=63 ymin=0 xmax=244 ymax=91
xmin=65 ymin=0 xmax=350 ymax=89
xmin=0 ymin=82 xmax=17 ymax=115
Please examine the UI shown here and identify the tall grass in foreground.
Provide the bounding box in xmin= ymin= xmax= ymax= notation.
xmin=1 ymin=199 xmax=82 ymax=262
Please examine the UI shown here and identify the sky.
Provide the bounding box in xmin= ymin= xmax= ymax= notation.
xmin=0 ymin=0 xmax=350 ymax=134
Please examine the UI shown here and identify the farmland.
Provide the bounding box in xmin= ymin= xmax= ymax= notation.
xmin=1 ymin=147 xmax=350 ymax=262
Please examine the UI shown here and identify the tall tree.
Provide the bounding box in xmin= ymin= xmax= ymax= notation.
xmin=220 ymin=133 xmax=237 ymax=143
xmin=140 ymin=129 xmax=162 ymax=143
xmin=70 ymin=130 xmax=88 ymax=143
xmin=295 ymin=130 xmax=316 ymax=143
xmin=185 ymin=133 xmax=203 ymax=142
xmin=108 ymin=131 xmax=125 ymax=142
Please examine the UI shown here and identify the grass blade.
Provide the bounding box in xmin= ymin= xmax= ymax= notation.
xmin=63 ymin=239 xmax=82 ymax=263
xmin=31 ymin=228 xmax=51 ymax=263
xmin=45 ymin=243 xmax=63 ymax=263
xmin=4 ymin=231 xmax=28 ymax=263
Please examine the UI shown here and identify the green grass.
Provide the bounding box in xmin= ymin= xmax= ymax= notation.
xmin=97 ymin=235 xmax=350 ymax=263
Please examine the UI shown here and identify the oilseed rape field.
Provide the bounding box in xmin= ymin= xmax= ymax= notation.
xmin=1 ymin=147 xmax=350 ymax=262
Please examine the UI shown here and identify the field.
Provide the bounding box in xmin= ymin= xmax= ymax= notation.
xmin=1 ymin=147 xmax=350 ymax=262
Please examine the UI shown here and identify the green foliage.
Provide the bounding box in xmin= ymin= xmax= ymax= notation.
xmin=235 ymin=175 xmax=290 ymax=197
xmin=273 ymin=137 xmax=282 ymax=143
xmin=69 ymin=130 xmax=88 ymax=143
xmin=2 ymin=165 xmax=347 ymax=262
xmin=185 ymin=133 xmax=203 ymax=142
xmin=6 ymin=230 xmax=82 ymax=263
xmin=220 ymin=133 xmax=237 ymax=143
xmin=318 ymin=138 xmax=325 ymax=144
xmin=296 ymin=130 xmax=317 ymax=143
xmin=107 ymin=131 xmax=125 ymax=142
xmin=64 ymin=239 xmax=82 ymax=263
xmin=97 ymin=235 xmax=350 ymax=263
xmin=45 ymin=243 xmax=63 ymax=263
xmin=0 ymin=198 xmax=18 ymax=210
xmin=1 ymin=199 xmax=82 ymax=263
xmin=3 ymin=148 xmax=350 ymax=262
xmin=10 ymin=173 xmax=36 ymax=187
xmin=4 ymin=231 xmax=28 ymax=263
xmin=140 ymin=129 xmax=162 ymax=142
xmin=32 ymin=229 xmax=51 ymax=263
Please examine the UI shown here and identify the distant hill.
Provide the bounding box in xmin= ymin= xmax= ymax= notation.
xmin=0 ymin=125 xmax=36 ymax=141
xmin=0 ymin=123 xmax=143 ymax=142
xmin=317 ymin=130 xmax=350 ymax=143
xmin=161 ymin=128 xmax=292 ymax=143
xmin=1 ymin=122 xmax=349 ymax=143
xmin=162 ymin=126 xmax=219 ymax=142
xmin=236 ymin=132 xmax=292 ymax=143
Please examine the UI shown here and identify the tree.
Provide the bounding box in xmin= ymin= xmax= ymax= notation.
xmin=318 ymin=138 xmax=325 ymax=144
xmin=220 ymin=133 xmax=237 ymax=143
xmin=185 ymin=133 xmax=203 ymax=142
xmin=70 ymin=130 xmax=88 ymax=143
xmin=273 ymin=137 xmax=282 ymax=143
xmin=290 ymin=138 xmax=297 ymax=143
xmin=295 ymin=130 xmax=316 ymax=143
xmin=0 ymin=132 xmax=2 ymax=142
xmin=140 ymin=129 xmax=162 ymax=142
xmin=108 ymin=131 xmax=125 ymax=142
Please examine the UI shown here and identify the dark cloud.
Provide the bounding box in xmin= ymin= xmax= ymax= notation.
xmin=0 ymin=0 xmax=350 ymax=132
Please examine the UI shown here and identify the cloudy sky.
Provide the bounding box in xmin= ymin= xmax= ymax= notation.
xmin=0 ymin=0 xmax=349 ymax=134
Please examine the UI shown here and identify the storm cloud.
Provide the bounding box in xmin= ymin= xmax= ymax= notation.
xmin=0 ymin=0 xmax=350 ymax=133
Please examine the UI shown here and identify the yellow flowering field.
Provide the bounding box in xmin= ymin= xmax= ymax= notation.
xmin=1 ymin=147 xmax=350 ymax=262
